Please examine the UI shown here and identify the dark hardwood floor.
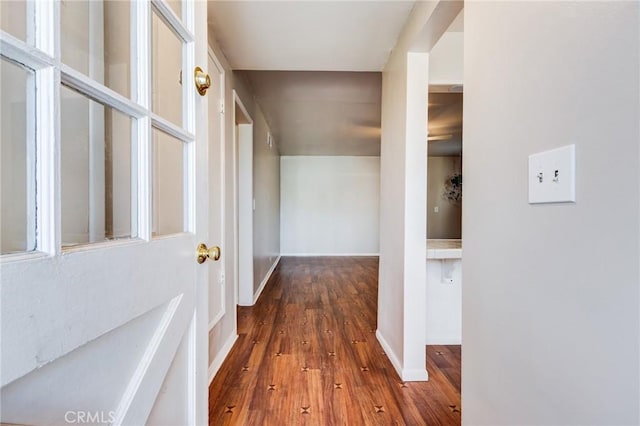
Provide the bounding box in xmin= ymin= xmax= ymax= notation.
xmin=209 ymin=257 xmax=461 ymax=425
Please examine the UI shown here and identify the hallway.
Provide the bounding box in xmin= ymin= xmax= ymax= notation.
xmin=208 ymin=257 xmax=461 ymax=425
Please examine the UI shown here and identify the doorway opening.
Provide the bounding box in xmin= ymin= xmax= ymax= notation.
xmin=425 ymin=87 xmax=462 ymax=350
xmin=232 ymin=91 xmax=254 ymax=307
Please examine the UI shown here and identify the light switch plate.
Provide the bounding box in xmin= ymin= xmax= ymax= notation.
xmin=528 ymin=144 xmax=576 ymax=204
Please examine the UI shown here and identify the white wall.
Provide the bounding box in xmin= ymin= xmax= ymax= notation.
xmin=206 ymin=32 xmax=281 ymax=379
xmin=463 ymin=2 xmax=639 ymax=424
xmin=428 ymin=31 xmax=463 ymax=85
xmin=427 ymin=156 xmax=461 ymax=239
xmin=206 ymin=37 xmax=249 ymax=375
xmin=207 ymin=34 xmax=241 ymax=376
xmin=252 ymin=107 xmax=280 ymax=296
xmin=280 ymin=156 xmax=379 ymax=255
xmin=425 ymin=258 xmax=461 ymax=344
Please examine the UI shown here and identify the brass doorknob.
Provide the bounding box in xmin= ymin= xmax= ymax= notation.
xmin=194 ymin=66 xmax=210 ymax=96
xmin=197 ymin=243 xmax=220 ymax=264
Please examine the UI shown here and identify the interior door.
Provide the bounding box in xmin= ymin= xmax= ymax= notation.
xmin=0 ymin=1 xmax=211 ymax=425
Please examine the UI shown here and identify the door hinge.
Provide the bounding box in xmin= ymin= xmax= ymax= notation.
xmin=220 ymin=101 xmax=225 ymax=115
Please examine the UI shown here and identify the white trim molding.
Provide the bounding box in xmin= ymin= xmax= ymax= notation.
xmin=400 ymin=368 xmax=429 ymax=382
xmin=425 ymin=336 xmax=461 ymax=345
xmin=376 ymin=330 xmax=429 ymax=382
xmin=207 ymin=284 xmax=225 ymax=331
xmin=207 ymin=333 xmax=238 ymax=386
xmin=253 ymin=256 xmax=281 ymax=305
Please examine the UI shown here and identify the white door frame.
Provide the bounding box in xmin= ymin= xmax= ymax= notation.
xmin=232 ymin=90 xmax=254 ymax=307
xmin=206 ymin=47 xmax=226 ymax=330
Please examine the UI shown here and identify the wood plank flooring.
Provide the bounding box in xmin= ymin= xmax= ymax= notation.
xmin=209 ymin=257 xmax=461 ymax=425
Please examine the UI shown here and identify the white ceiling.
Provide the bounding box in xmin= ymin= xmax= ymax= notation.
xmin=208 ymin=1 xmax=416 ymax=71
xmin=208 ymin=1 xmax=462 ymax=156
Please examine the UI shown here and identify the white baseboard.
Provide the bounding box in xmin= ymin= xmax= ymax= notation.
xmin=376 ymin=330 xmax=404 ymax=380
xmin=401 ymin=368 xmax=429 ymax=382
xmin=426 ymin=337 xmax=461 ymax=345
xmin=280 ymin=253 xmax=379 ymax=257
xmin=208 ymin=333 xmax=238 ymax=385
xmin=252 ymin=256 xmax=281 ymax=304
xmin=376 ymin=330 xmax=429 ymax=382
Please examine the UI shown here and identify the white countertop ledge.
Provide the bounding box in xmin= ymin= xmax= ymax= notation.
xmin=427 ymin=239 xmax=462 ymax=259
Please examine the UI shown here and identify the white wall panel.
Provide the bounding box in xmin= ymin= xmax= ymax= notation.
xmin=463 ymin=2 xmax=639 ymax=424
xmin=280 ymin=156 xmax=379 ymax=255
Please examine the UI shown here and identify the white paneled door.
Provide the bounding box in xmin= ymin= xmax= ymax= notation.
xmin=1 ymin=1 xmax=212 ymax=425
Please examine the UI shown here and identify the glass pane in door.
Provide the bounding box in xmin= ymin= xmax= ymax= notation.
xmin=167 ymin=0 xmax=182 ymax=20
xmin=0 ymin=58 xmax=35 ymax=255
xmin=151 ymin=10 xmax=183 ymax=127
xmin=60 ymin=85 xmax=135 ymax=248
xmin=152 ymin=128 xmax=185 ymax=236
xmin=60 ymin=0 xmax=131 ymax=98
xmin=0 ymin=0 xmax=30 ymax=42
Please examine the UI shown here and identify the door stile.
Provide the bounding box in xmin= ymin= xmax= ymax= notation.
xmin=35 ymin=0 xmax=55 ymax=57
xmin=133 ymin=0 xmax=152 ymax=242
xmin=30 ymin=0 xmax=54 ymax=258
xmin=182 ymin=0 xmax=196 ymax=235
xmin=40 ymin=66 xmax=60 ymax=256
xmin=132 ymin=0 xmax=150 ymax=112
xmin=136 ymin=114 xmax=152 ymax=241
xmin=192 ymin=0 xmax=210 ymax=423
xmin=34 ymin=0 xmax=57 ymax=256
xmin=26 ymin=59 xmax=37 ymax=252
